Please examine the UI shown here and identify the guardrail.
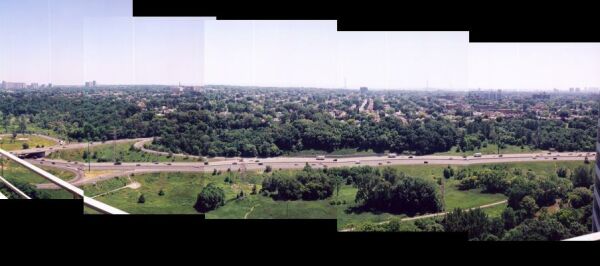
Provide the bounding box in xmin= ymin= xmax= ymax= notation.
xmin=0 ymin=148 xmax=127 ymax=214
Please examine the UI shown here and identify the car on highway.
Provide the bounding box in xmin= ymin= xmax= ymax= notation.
xmin=333 ymin=158 xmax=338 ymax=162
xmin=424 ymin=161 xmax=429 ymax=164
xmin=136 ymin=164 xmax=141 ymax=166
xmin=355 ymin=160 xmax=361 ymax=164
xmin=258 ymin=162 xmax=263 ymax=165
xmin=408 ymin=156 xmax=414 ymax=159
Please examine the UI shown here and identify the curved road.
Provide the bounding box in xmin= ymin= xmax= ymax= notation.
xmin=12 ymin=137 xmax=152 ymax=156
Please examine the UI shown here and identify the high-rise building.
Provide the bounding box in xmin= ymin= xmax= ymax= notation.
xmin=1 ymin=80 xmax=26 ymax=89
xmin=360 ymin=87 xmax=368 ymax=94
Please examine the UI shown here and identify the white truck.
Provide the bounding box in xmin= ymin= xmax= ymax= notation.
xmin=316 ymin=155 xmax=325 ymax=160
xmin=387 ymin=153 xmax=397 ymax=158
xmin=473 ymin=153 xmax=482 ymax=157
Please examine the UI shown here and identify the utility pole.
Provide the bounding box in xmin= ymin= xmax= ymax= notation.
xmin=87 ymin=140 xmax=91 ymax=172
xmin=113 ymin=128 xmax=116 ymax=163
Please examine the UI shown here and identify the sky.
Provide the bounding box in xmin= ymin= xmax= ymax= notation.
xmin=1 ymin=0 xmax=599 ymax=90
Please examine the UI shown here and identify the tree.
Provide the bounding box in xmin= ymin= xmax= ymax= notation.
xmin=478 ymin=169 xmax=509 ymax=193
xmin=355 ymin=172 xmax=442 ymax=215
xmin=265 ymin=165 xmax=273 ymax=173
xmin=22 ymin=143 xmax=29 ymax=149
xmin=501 ymin=207 xmax=518 ymax=230
xmin=158 ymin=189 xmax=165 ymax=196
xmin=137 ymin=194 xmax=146 ymax=204
xmin=556 ymin=167 xmax=568 ymax=178
xmin=443 ymin=167 xmax=452 ymax=179
xmin=442 ymin=208 xmax=491 ymax=240
xmin=519 ymin=196 xmax=539 ymax=218
xmin=458 ymin=176 xmax=478 ymax=190
xmin=251 ymin=184 xmax=257 ymax=195
xmin=502 ymin=218 xmax=571 ymax=241
xmin=568 ymin=187 xmax=593 ymax=208
xmin=194 ymin=183 xmax=225 ymax=212
xmin=571 ymin=166 xmax=593 ymax=188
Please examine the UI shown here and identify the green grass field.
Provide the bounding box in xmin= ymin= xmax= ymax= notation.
xmin=84 ymin=160 xmax=591 ymax=229
xmin=0 ymin=134 xmax=57 ymax=151
xmin=1 ymin=161 xmax=76 ymax=199
xmin=434 ymin=144 xmax=537 ymax=156
xmin=48 ymin=141 xmax=193 ymax=163
xmin=284 ymin=148 xmax=378 ymax=157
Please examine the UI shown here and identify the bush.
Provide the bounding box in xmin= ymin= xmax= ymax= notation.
xmin=355 ymin=168 xmax=443 ymax=215
xmin=261 ymin=171 xmax=334 ymax=201
xmin=502 ymin=218 xmax=571 ymax=241
xmin=137 ymin=194 xmax=146 ymax=204
xmin=571 ymin=166 xmax=593 ymax=188
xmin=194 ymin=183 xmax=225 ymax=212
xmin=568 ymin=187 xmax=593 ymax=208
xmin=458 ymin=176 xmax=478 ymax=190
xmin=478 ymin=169 xmax=509 ymax=193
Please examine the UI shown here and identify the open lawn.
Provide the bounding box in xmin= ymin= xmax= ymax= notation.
xmin=0 ymin=134 xmax=57 ymax=151
xmin=284 ymin=148 xmax=378 ymax=157
xmin=434 ymin=144 xmax=537 ymax=156
xmin=85 ymin=160 xmax=591 ymax=230
xmin=1 ymin=161 xmax=76 ymax=199
xmin=48 ymin=141 xmax=193 ymax=163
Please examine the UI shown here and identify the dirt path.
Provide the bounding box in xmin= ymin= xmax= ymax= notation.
xmin=90 ymin=181 xmax=141 ymax=199
xmin=340 ymin=199 xmax=508 ymax=232
xmin=244 ymin=204 xmax=260 ymax=219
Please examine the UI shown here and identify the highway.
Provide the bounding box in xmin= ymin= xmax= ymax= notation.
xmin=6 ymin=134 xmax=594 ymax=189
xmin=30 ymin=149 xmax=595 ymax=189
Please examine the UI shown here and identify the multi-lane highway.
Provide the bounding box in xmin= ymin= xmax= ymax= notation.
xmin=30 ymin=148 xmax=596 ymax=189
xmin=6 ymin=134 xmax=594 ymax=189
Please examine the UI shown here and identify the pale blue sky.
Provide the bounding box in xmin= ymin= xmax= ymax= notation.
xmin=1 ymin=0 xmax=599 ymax=90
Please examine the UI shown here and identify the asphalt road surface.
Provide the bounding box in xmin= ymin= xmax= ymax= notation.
xmin=32 ymin=150 xmax=595 ymax=189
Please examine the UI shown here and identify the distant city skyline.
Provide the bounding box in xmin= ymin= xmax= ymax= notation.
xmin=1 ymin=0 xmax=599 ymax=90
